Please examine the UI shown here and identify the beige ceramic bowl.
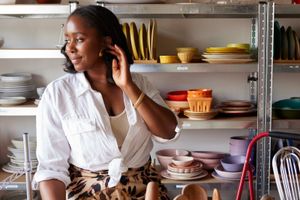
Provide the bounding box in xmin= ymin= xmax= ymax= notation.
xmin=176 ymin=47 xmax=198 ymax=53
xmin=177 ymin=51 xmax=195 ymax=63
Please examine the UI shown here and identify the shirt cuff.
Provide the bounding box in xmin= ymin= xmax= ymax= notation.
xmin=152 ymin=124 xmax=181 ymax=143
xmin=32 ymin=169 xmax=71 ymax=190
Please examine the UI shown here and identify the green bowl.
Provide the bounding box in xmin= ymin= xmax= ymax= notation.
xmin=272 ymin=97 xmax=300 ymax=119
xmin=272 ymin=97 xmax=300 ymax=109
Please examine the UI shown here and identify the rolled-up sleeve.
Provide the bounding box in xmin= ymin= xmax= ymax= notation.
xmin=32 ymin=87 xmax=71 ymax=190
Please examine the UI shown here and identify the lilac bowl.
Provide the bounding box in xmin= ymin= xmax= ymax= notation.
xmin=220 ymin=155 xmax=246 ymax=172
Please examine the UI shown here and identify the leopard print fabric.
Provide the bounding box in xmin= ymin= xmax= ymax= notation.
xmin=66 ymin=160 xmax=169 ymax=200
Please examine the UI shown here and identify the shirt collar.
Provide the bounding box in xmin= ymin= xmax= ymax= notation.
xmin=75 ymin=72 xmax=92 ymax=97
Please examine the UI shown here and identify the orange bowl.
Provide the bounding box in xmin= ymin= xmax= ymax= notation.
xmin=188 ymin=88 xmax=212 ymax=98
xmin=167 ymin=90 xmax=188 ymax=101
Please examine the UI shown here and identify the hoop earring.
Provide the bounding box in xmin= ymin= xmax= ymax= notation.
xmin=99 ymin=49 xmax=105 ymax=57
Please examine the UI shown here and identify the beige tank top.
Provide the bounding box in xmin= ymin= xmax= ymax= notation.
xmin=109 ymin=109 xmax=129 ymax=148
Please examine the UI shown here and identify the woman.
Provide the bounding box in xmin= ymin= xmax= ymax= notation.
xmin=32 ymin=5 xmax=180 ymax=200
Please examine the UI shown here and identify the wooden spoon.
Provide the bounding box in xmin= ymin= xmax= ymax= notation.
xmin=182 ymin=184 xmax=208 ymax=200
xmin=145 ymin=181 xmax=159 ymax=200
xmin=212 ymin=188 xmax=221 ymax=200
xmin=173 ymin=194 xmax=189 ymax=200
xmin=260 ymin=194 xmax=275 ymax=200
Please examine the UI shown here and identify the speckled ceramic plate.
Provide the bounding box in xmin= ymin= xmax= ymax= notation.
xmin=161 ymin=169 xmax=208 ymax=181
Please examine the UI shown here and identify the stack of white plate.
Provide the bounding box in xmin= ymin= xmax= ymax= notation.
xmin=202 ymin=47 xmax=255 ymax=64
xmin=0 ymin=72 xmax=36 ymax=99
xmin=2 ymin=137 xmax=37 ymax=173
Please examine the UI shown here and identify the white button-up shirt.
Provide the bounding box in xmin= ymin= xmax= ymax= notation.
xmin=32 ymin=72 xmax=180 ymax=189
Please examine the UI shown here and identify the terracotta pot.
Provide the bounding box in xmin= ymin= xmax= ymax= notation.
xmin=36 ymin=0 xmax=61 ymax=3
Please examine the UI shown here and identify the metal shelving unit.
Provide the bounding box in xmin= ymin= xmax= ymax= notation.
xmin=1 ymin=1 xmax=300 ymax=199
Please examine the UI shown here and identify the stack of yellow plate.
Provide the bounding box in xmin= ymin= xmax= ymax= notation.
xmin=202 ymin=45 xmax=255 ymax=64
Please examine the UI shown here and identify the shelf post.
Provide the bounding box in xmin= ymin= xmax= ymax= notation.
xmin=23 ymin=133 xmax=33 ymax=200
xmin=256 ymin=1 xmax=274 ymax=199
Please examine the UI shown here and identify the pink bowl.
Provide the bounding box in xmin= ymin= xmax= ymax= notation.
xmin=194 ymin=157 xmax=221 ymax=170
xmin=191 ymin=151 xmax=226 ymax=159
xmin=156 ymin=149 xmax=189 ymax=169
xmin=172 ymin=156 xmax=194 ymax=167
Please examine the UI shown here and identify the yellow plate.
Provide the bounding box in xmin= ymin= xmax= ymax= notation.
xmin=206 ymin=47 xmax=247 ymax=53
xmin=226 ymin=43 xmax=250 ymax=51
xmin=147 ymin=19 xmax=153 ymax=60
xmin=150 ymin=19 xmax=157 ymax=60
xmin=122 ymin=23 xmax=133 ymax=57
xmin=130 ymin=22 xmax=140 ymax=60
xmin=139 ymin=23 xmax=148 ymax=60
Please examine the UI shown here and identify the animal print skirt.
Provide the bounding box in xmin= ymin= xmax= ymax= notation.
xmin=66 ymin=160 xmax=169 ymax=200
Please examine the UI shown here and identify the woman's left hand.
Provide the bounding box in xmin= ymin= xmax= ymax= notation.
xmin=108 ymin=44 xmax=133 ymax=89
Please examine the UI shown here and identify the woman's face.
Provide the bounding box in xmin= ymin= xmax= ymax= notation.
xmin=64 ymin=15 xmax=104 ymax=72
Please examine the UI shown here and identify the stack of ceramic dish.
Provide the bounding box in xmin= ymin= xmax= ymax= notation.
xmin=2 ymin=137 xmax=37 ymax=173
xmin=156 ymin=149 xmax=189 ymax=169
xmin=212 ymin=155 xmax=247 ymax=181
xmin=121 ymin=19 xmax=157 ymax=62
xmin=0 ymin=72 xmax=36 ymax=101
xmin=219 ymin=100 xmax=256 ymax=116
xmin=160 ymin=156 xmax=208 ymax=180
xmin=273 ymin=21 xmax=300 ymax=62
xmin=191 ymin=151 xmax=227 ymax=170
xmin=202 ymin=44 xmax=255 ymax=64
xmin=184 ymin=88 xmax=218 ymax=120
xmin=165 ymin=90 xmax=189 ymax=116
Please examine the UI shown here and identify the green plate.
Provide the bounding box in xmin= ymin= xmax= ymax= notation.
xmin=287 ymin=26 xmax=295 ymax=60
xmin=274 ymin=21 xmax=281 ymax=60
xmin=280 ymin=26 xmax=288 ymax=60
